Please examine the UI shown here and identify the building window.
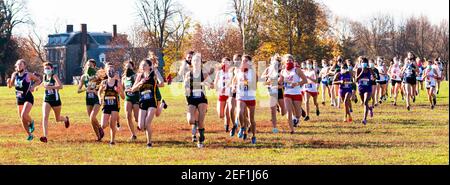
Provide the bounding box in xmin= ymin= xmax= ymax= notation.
xmin=99 ymin=53 xmax=106 ymax=64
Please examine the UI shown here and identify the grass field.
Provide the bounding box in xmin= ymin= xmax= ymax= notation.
xmin=0 ymin=82 xmax=448 ymax=165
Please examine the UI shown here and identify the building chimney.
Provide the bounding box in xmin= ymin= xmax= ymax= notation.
xmin=81 ymin=24 xmax=88 ymax=64
xmin=66 ymin=25 xmax=74 ymax=33
xmin=112 ymin=24 xmax=117 ymax=39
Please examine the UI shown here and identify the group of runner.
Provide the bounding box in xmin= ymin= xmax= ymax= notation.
xmin=6 ymin=51 xmax=444 ymax=148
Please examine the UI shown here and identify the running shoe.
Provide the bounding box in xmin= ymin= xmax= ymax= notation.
xmin=243 ymin=134 xmax=248 ymax=140
xmin=293 ymin=118 xmax=299 ymax=127
xmin=162 ymin=99 xmax=168 ymax=109
xmin=349 ymin=108 xmax=353 ymax=113
xmin=431 ymin=105 xmax=434 ymax=110
xmin=348 ymin=116 xmax=353 ymax=123
xmin=197 ymin=142 xmax=205 ymax=148
xmin=369 ymin=107 xmax=374 ymax=118
xmin=301 ymin=109 xmax=306 ymax=118
xmin=290 ymin=131 xmax=295 ymax=134
xmin=321 ymin=101 xmax=325 ymax=105
xmin=316 ymin=109 xmax=320 ymax=116
xmin=230 ymin=123 xmax=238 ymax=137
xmin=224 ymin=124 xmax=229 ymax=133
xmin=27 ymin=134 xmax=34 ymax=141
xmin=98 ymin=127 xmax=105 ymax=141
xmin=304 ymin=116 xmax=310 ymax=121
xmin=238 ymin=127 xmax=245 ymax=138
xmin=362 ymin=119 xmax=367 ymax=125
xmin=413 ymin=96 xmax=416 ymax=103
xmin=433 ymin=97 xmax=437 ymax=106
xmin=276 ymin=105 xmax=280 ymax=113
xmin=29 ymin=120 xmax=35 ymax=133
xmin=109 ymin=142 xmax=115 ymax=146
xmin=393 ymin=102 xmax=397 ymax=106
xmin=192 ymin=135 xmax=197 ymax=142
xmin=407 ymin=106 xmax=410 ymax=111
xmin=147 ymin=143 xmax=153 ymax=148
xmin=117 ymin=122 xmax=121 ymax=130
xmin=272 ymin=128 xmax=279 ymax=134
xmin=39 ymin=136 xmax=47 ymax=143
xmin=251 ymin=137 xmax=256 ymax=144
xmin=191 ymin=122 xmax=198 ymax=136
xmin=130 ymin=135 xmax=137 ymax=141
xmin=64 ymin=116 xmax=70 ymax=128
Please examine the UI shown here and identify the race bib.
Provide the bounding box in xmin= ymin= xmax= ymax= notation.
xmin=192 ymin=89 xmax=203 ymax=98
xmin=87 ymin=92 xmax=95 ymax=99
xmin=304 ymin=84 xmax=313 ymax=88
xmin=141 ymin=90 xmax=153 ymax=100
xmin=268 ymin=87 xmax=278 ymax=95
xmin=16 ymin=90 xmax=24 ymax=98
xmin=104 ymin=96 xmax=116 ymax=106
xmin=46 ymin=89 xmax=55 ymax=95
xmin=360 ymin=79 xmax=369 ymax=86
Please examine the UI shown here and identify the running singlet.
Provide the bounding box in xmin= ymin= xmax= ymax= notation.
xmin=189 ymin=70 xmax=206 ymax=99
xmin=339 ymin=72 xmax=353 ymax=90
xmin=303 ymin=70 xmax=317 ymax=92
xmin=103 ymin=80 xmax=119 ymax=106
xmin=390 ymin=65 xmax=402 ymax=81
xmin=124 ymin=74 xmax=138 ymax=99
xmin=358 ymin=70 xmax=372 ymax=87
xmin=282 ymin=68 xmax=302 ymax=95
xmin=139 ymin=72 xmax=157 ymax=102
xmin=404 ymin=63 xmax=417 ymax=78
xmin=84 ymin=75 xmax=99 ymax=99
xmin=425 ymin=69 xmax=436 ymax=87
xmin=15 ymin=72 xmax=31 ymax=100
xmin=43 ymin=74 xmax=60 ymax=102
xmin=377 ymin=66 xmax=387 ymax=82
xmin=267 ymin=68 xmax=281 ymax=95
xmin=236 ymin=69 xmax=256 ymax=100
xmin=217 ymin=70 xmax=232 ymax=96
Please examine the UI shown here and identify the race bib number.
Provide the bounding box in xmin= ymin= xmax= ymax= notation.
xmin=360 ymin=79 xmax=369 ymax=86
xmin=193 ymin=89 xmax=203 ymax=98
xmin=16 ymin=90 xmax=24 ymax=98
xmin=268 ymin=87 xmax=278 ymax=95
xmin=141 ymin=90 xmax=153 ymax=100
xmin=87 ymin=92 xmax=95 ymax=99
xmin=304 ymin=84 xmax=313 ymax=88
xmin=284 ymin=82 xmax=293 ymax=89
xmin=46 ymin=89 xmax=55 ymax=95
xmin=104 ymin=96 xmax=116 ymax=106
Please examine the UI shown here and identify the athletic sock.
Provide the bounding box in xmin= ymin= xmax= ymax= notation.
xmin=199 ymin=128 xmax=205 ymax=142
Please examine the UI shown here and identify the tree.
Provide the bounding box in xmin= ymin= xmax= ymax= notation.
xmin=230 ymin=0 xmax=261 ymax=55
xmin=0 ymin=0 xmax=31 ymax=85
xmin=136 ymin=0 xmax=189 ymax=76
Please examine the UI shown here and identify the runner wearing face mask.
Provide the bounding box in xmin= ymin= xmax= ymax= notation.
xmin=319 ymin=59 xmax=332 ymax=106
xmin=302 ymin=60 xmax=320 ymax=121
xmin=39 ymin=62 xmax=70 ymax=143
xmin=356 ymin=57 xmax=376 ymax=125
xmin=261 ymin=54 xmax=286 ymax=133
xmin=401 ymin=52 xmax=419 ymax=111
xmin=423 ymin=60 xmax=439 ymax=109
xmin=333 ymin=63 xmax=354 ymax=122
xmin=388 ymin=57 xmax=403 ymax=106
xmin=376 ymin=57 xmax=388 ymax=104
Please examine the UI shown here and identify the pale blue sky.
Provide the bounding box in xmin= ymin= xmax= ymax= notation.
xmin=14 ymin=0 xmax=450 ymax=37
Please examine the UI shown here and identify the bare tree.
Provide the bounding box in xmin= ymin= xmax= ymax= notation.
xmin=136 ymin=0 xmax=188 ymax=75
xmin=230 ymin=0 xmax=260 ymax=54
xmin=0 ymin=0 xmax=31 ymax=85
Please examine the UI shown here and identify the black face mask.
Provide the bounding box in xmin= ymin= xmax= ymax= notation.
xmin=126 ymin=68 xmax=135 ymax=77
xmin=108 ymin=70 xmax=115 ymax=78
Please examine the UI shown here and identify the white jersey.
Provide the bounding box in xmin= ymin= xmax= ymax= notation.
xmin=217 ymin=70 xmax=232 ymax=96
xmin=433 ymin=64 xmax=442 ymax=78
xmin=303 ymin=70 xmax=317 ymax=92
xmin=236 ymin=69 xmax=256 ymax=101
xmin=425 ymin=68 xmax=437 ymax=88
xmin=377 ymin=66 xmax=388 ymax=81
xmin=282 ymin=68 xmax=302 ymax=95
xmin=390 ymin=65 xmax=402 ymax=81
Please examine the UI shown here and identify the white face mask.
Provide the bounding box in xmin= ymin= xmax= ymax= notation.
xmin=44 ymin=69 xmax=52 ymax=75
